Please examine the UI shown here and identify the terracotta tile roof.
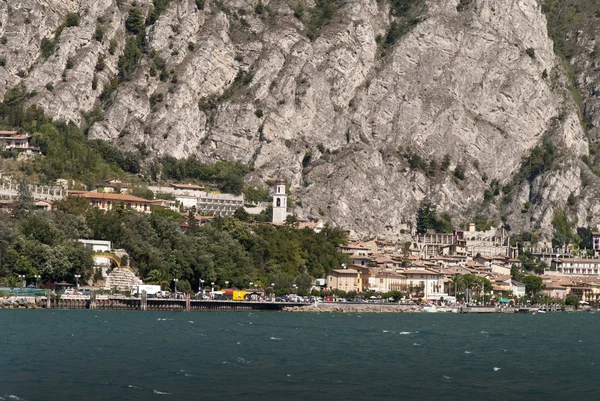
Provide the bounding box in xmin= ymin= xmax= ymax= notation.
xmin=330 ymin=268 xmax=359 ymax=274
xmin=555 ymin=258 xmax=600 ymax=263
xmin=73 ymin=191 xmax=151 ymax=203
xmin=401 ymin=269 xmax=441 ymax=276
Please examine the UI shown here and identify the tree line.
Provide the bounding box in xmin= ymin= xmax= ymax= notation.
xmin=0 ymin=189 xmax=349 ymax=293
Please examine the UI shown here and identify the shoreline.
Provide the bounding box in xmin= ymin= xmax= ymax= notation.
xmin=0 ymin=297 xmax=571 ymax=314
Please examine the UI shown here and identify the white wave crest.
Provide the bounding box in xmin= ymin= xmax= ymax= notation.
xmin=153 ymin=390 xmax=171 ymax=395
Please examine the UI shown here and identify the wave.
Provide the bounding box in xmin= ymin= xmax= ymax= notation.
xmin=128 ymin=385 xmax=141 ymax=389
xmin=270 ymin=337 xmax=281 ymax=340
xmin=399 ymin=332 xmax=412 ymax=335
xmin=153 ymin=390 xmax=171 ymax=395
xmin=493 ymin=367 xmax=501 ymax=371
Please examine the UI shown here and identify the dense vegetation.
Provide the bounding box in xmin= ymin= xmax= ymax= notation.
xmin=160 ymin=156 xmax=248 ymax=195
xmin=305 ymin=0 xmax=344 ymax=40
xmin=0 ymin=85 xmax=252 ymax=193
xmin=0 ymin=191 xmax=349 ymax=294
xmin=416 ymin=200 xmax=454 ymax=234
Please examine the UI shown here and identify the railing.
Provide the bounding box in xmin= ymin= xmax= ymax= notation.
xmin=0 ymin=288 xmax=48 ymax=297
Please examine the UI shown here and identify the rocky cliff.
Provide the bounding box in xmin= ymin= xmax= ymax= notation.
xmin=1 ymin=0 xmax=598 ymax=240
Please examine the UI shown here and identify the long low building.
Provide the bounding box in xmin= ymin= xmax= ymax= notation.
xmin=550 ymin=258 xmax=600 ymax=275
xmin=69 ymin=191 xmax=152 ymax=213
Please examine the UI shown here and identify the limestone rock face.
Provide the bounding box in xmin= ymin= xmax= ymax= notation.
xmin=0 ymin=0 xmax=597 ymax=238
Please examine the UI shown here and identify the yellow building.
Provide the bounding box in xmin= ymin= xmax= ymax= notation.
xmin=327 ymin=268 xmax=361 ymax=292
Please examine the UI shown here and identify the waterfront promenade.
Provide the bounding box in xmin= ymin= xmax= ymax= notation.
xmin=0 ymin=293 xmax=309 ymax=312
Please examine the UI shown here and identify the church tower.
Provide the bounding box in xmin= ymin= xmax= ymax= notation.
xmin=272 ymin=177 xmax=287 ymax=223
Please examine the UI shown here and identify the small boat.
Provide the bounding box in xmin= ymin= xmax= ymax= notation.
xmin=537 ymin=310 xmax=546 ymax=314
xmin=423 ymin=306 xmax=438 ymax=313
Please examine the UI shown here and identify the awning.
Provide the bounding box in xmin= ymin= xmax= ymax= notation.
xmin=499 ymin=298 xmax=510 ymax=304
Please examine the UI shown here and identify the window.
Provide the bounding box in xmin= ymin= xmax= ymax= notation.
xmin=276 ymin=198 xmax=281 ymax=207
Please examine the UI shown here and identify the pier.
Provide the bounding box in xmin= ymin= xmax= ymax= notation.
xmin=37 ymin=293 xmax=308 ymax=312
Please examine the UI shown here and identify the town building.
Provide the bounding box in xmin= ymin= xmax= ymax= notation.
xmin=368 ymin=271 xmax=406 ymax=293
xmin=326 ymin=268 xmax=362 ymax=292
xmin=99 ymin=178 xmax=130 ymax=194
xmin=69 ymin=191 xmax=152 ymax=213
xmin=272 ymin=178 xmax=287 ymax=223
xmin=197 ymin=192 xmax=244 ymax=216
xmin=401 ymin=268 xmax=446 ymax=300
xmin=416 ymin=231 xmax=466 ymax=258
xmin=550 ymin=258 xmax=600 ymax=275
xmin=593 ymin=232 xmax=600 ymax=257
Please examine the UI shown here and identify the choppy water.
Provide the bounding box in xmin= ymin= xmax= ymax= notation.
xmin=1 ymin=310 xmax=599 ymax=400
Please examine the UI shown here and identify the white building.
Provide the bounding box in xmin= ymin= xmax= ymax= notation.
xmin=401 ymin=269 xmax=447 ymax=300
xmin=511 ymin=280 xmax=526 ymax=297
xmin=197 ymin=192 xmax=244 ymax=216
xmin=550 ymin=258 xmax=600 ymax=275
xmin=272 ymin=178 xmax=287 ymax=223
xmin=79 ymin=239 xmax=113 ymax=273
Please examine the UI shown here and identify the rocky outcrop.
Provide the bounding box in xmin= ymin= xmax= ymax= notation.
xmin=103 ymin=267 xmax=143 ymax=291
xmin=0 ymin=0 xmax=598 ymax=238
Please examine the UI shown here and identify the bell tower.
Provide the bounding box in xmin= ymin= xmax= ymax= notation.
xmin=272 ymin=177 xmax=287 ymax=223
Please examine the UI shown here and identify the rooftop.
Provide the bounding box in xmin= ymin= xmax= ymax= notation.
xmin=170 ymin=183 xmax=205 ymax=190
xmin=71 ymin=191 xmax=152 ymax=203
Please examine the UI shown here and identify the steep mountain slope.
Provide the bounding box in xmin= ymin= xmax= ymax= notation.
xmin=0 ymin=0 xmax=597 ymax=240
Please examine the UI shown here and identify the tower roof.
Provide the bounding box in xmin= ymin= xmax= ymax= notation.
xmin=275 ymin=177 xmax=285 ymax=185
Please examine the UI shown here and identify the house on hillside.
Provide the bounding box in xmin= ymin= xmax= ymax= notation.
xmin=0 ymin=131 xmax=39 ymax=153
xmin=69 ymin=191 xmax=151 ymax=213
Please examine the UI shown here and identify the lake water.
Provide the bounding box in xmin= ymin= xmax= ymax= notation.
xmin=1 ymin=310 xmax=599 ymax=401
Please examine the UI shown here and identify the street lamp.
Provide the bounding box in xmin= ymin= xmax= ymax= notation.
xmin=18 ymin=274 xmax=25 ymax=288
xmin=173 ymin=278 xmax=179 ymax=297
xmin=225 ymin=281 xmax=229 ymax=288
xmin=293 ymin=284 xmax=297 ymax=293
xmin=34 ymin=275 xmax=41 ymax=288
xmin=211 ymin=282 xmax=215 ymax=299
xmin=199 ymin=279 xmax=204 ymax=294
xmin=74 ymin=274 xmax=81 ymax=289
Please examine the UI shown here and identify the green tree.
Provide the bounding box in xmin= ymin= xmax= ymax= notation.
xmin=522 ymin=274 xmax=544 ymax=297
xmin=449 ymin=275 xmax=464 ymax=298
xmin=294 ymin=272 xmax=313 ymax=295
xmin=13 ymin=180 xmax=34 ymax=219
xmin=460 ymin=274 xmax=477 ymax=302
xmin=565 ymin=294 xmax=579 ymax=309
xmin=233 ymin=207 xmax=249 ymax=221
xmin=125 ymin=8 xmax=146 ymax=35
xmin=118 ymin=36 xmax=141 ymax=81
xmin=416 ymin=200 xmax=437 ymax=234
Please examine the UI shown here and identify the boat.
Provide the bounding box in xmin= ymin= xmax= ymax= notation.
xmin=537 ymin=310 xmax=546 ymax=314
xmin=423 ymin=306 xmax=438 ymax=313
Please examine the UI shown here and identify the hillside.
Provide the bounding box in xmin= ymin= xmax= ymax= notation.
xmin=1 ymin=0 xmax=600 ymax=241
